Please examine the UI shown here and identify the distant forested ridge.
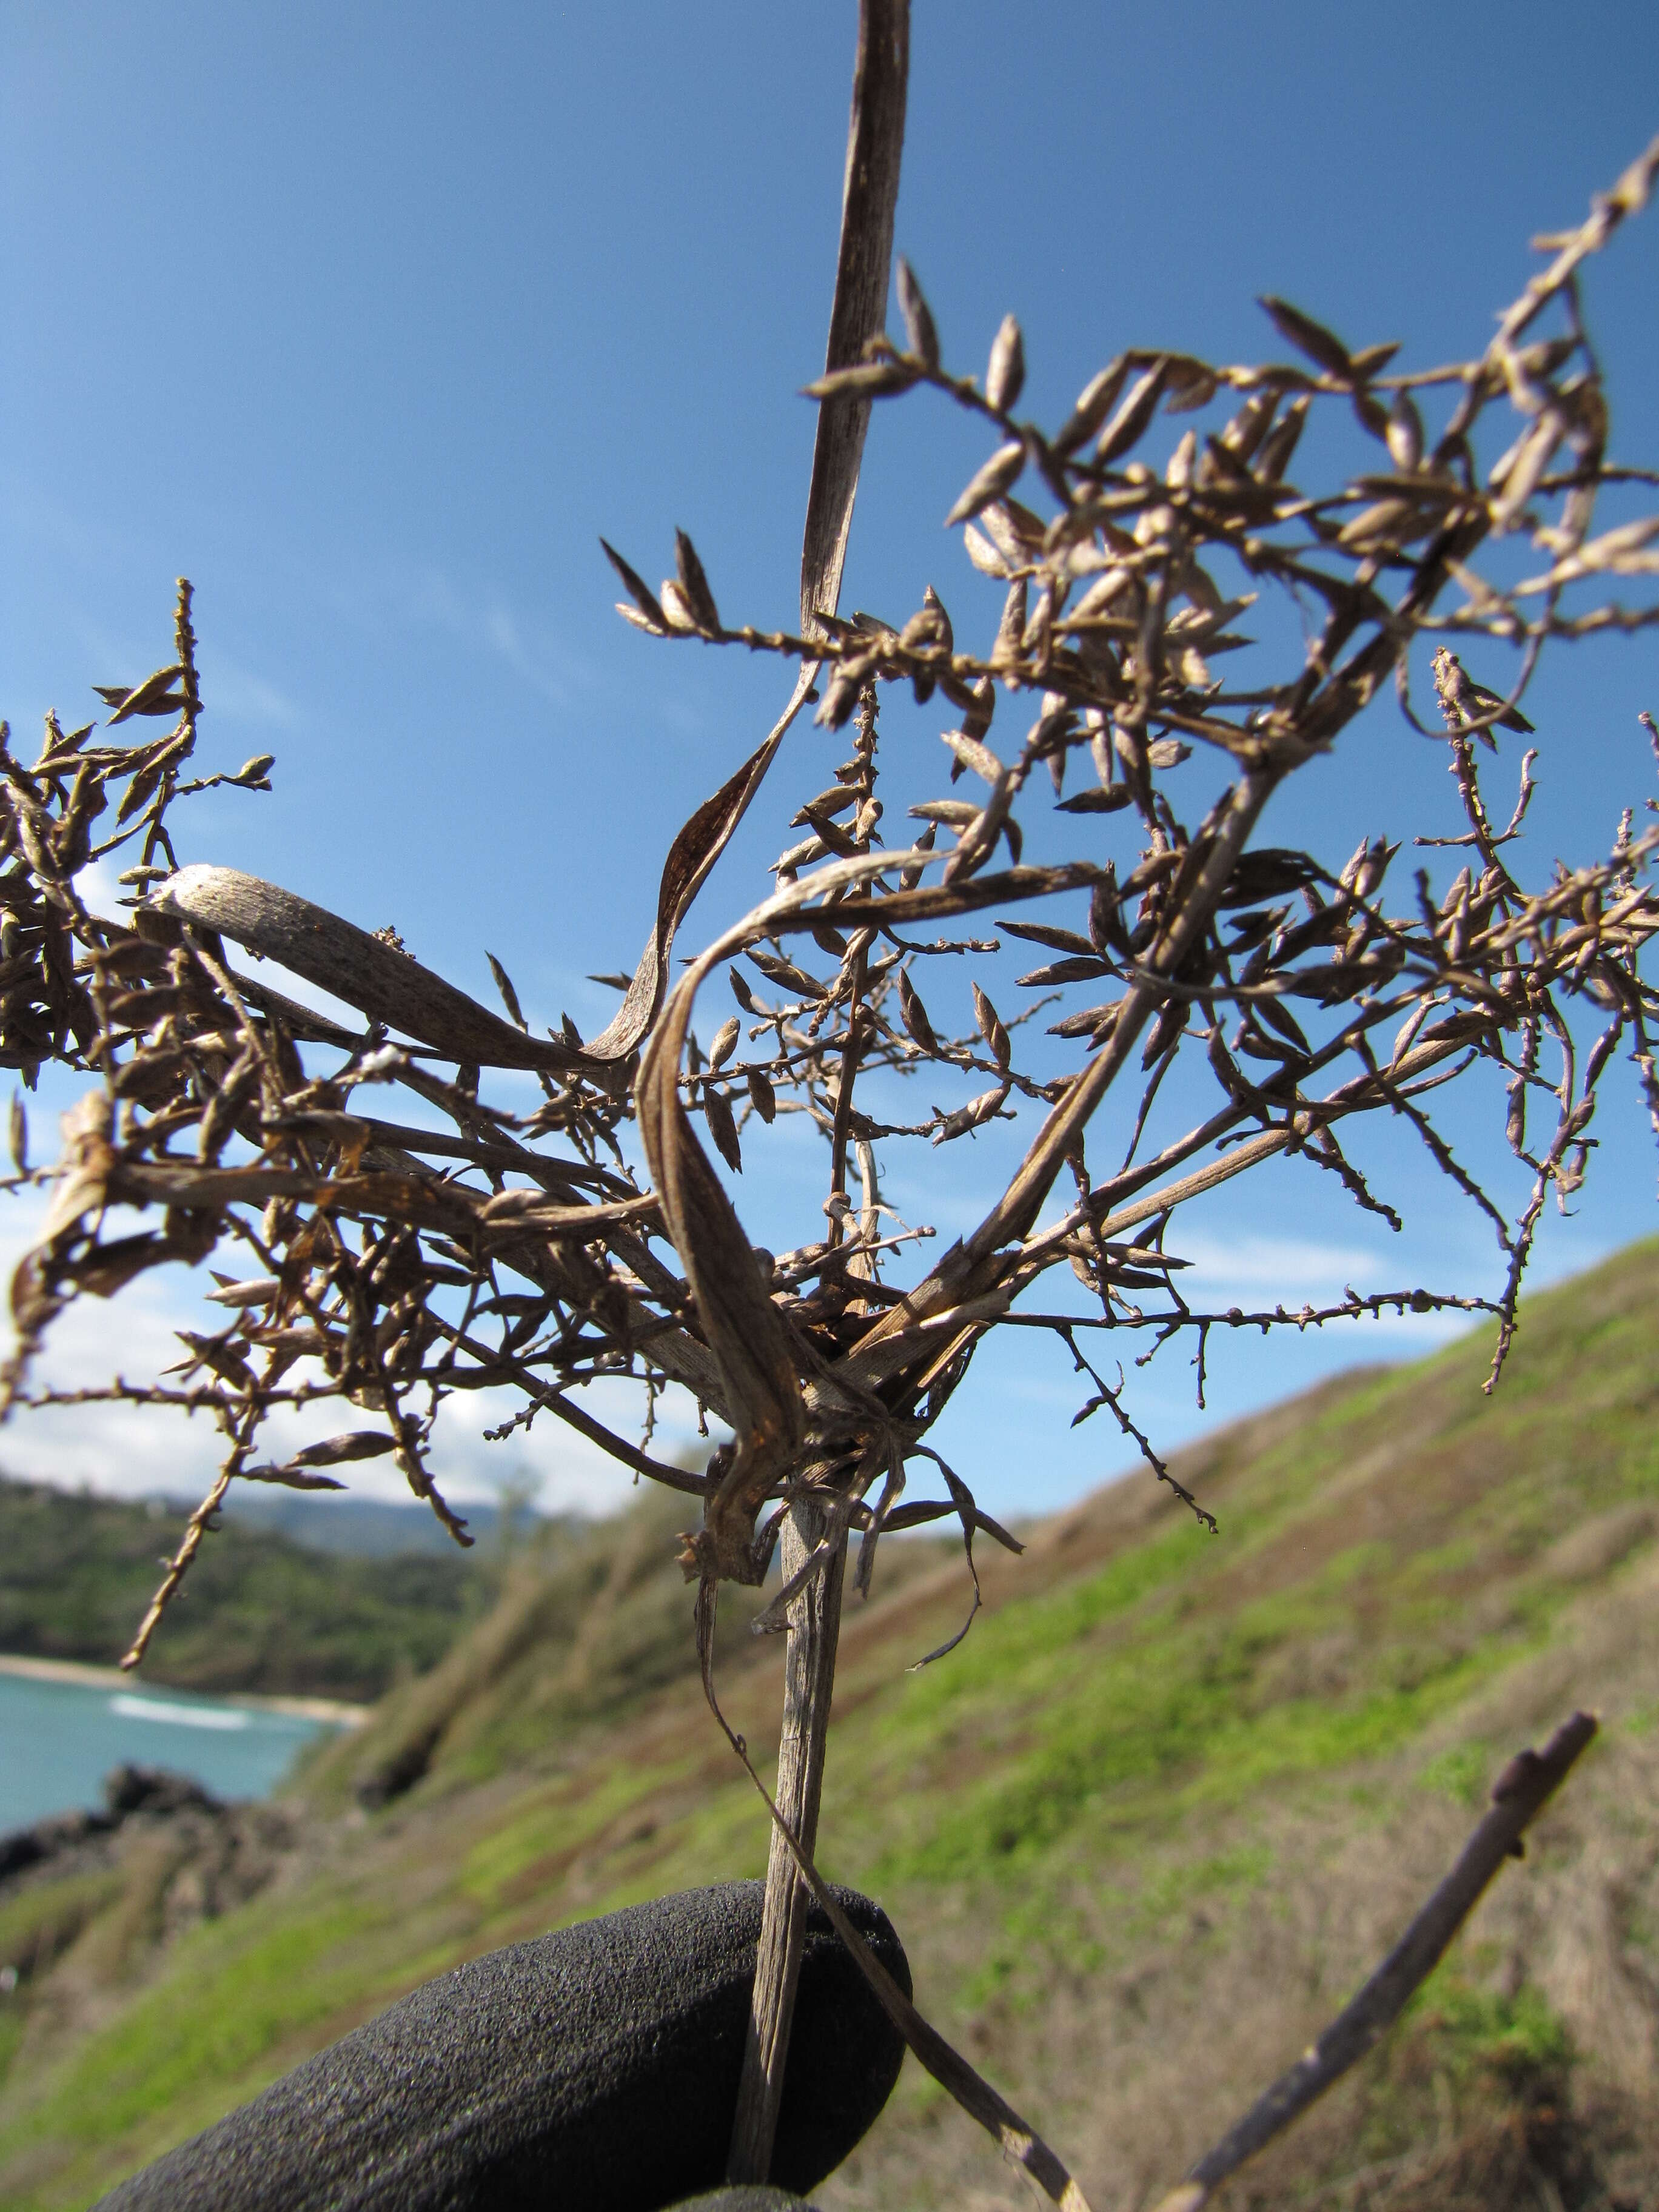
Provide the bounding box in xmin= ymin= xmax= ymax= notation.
xmin=0 ymin=1478 xmax=498 ymax=1700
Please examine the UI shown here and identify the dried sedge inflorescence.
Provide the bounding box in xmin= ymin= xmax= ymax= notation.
xmin=2 ymin=10 xmax=1658 ymax=2196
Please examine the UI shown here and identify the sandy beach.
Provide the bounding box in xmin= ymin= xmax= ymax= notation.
xmin=0 ymin=1652 xmax=369 ymax=1729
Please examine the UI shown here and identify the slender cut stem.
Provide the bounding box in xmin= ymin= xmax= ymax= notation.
xmin=726 ymin=1496 xmax=848 ymax=2182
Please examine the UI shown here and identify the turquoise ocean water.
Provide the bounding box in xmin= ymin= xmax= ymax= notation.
xmin=0 ymin=1671 xmax=337 ymax=1830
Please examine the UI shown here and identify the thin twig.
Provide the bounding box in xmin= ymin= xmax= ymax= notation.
xmin=1152 ymin=1711 xmax=1598 ymax=2212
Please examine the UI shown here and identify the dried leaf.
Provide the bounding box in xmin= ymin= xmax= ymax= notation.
xmin=801 ymin=360 xmax=916 ymax=401
xmin=1017 ymin=955 xmax=1113 ymax=987
xmin=910 ymin=799 xmax=982 ymax=828
xmin=486 ymin=952 xmax=528 ymax=1032
xmin=1056 ymin=784 xmax=1134 ymax=814
xmin=897 ymin=257 xmax=939 ymax=369
xmin=103 ymin=665 xmax=186 ymax=726
xmin=600 ymin=538 xmax=668 ymax=632
xmin=973 ymin=982 xmax=1010 ymax=1068
xmin=942 ymin=731 xmax=1004 ymax=785
xmin=1054 ymin=358 xmax=1128 ymax=455
xmin=999 ymin=921 xmax=1097 ymax=958
xmin=674 ymin=529 xmax=722 ymax=632
xmin=962 ymin=525 xmax=1010 ymax=578
xmin=292 ymin=1430 xmax=398 ymax=1467
xmin=1386 ymin=391 xmax=1425 ymax=474
xmin=173 ymin=1332 xmax=255 ymax=1393
xmin=1253 ymin=396 xmax=1310 ymax=484
xmin=985 ymin=314 xmax=1025 ymax=412
xmin=751 ymin=947 xmax=826 ymax=1000
xmin=1218 ymin=848 xmax=1322 ymax=907
xmin=704 ymin=1085 xmax=743 ymax=1173
xmin=1096 ymin=359 xmax=1172 ymax=466
xmin=1258 ymin=296 xmax=1354 ymax=380
xmin=1050 ymin=1001 xmax=1122 ymax=1040
xmin=945 ymin=441 xmax=1027 ymax=528
xmin=238 ymin=1465 xmax=348 ymax=1492
xmin=1089 ymin=869 xmax=1131 ymax=956
xmin=586 ymin=669 xmax=818 ymax=1061
xmin=152 ymin=868 xmax=586 ymax=1073
xmin=898 ymin=969 xmax=940 ymax=1054
xmin=933 ymin=1084 xmax=1008 ymax=1143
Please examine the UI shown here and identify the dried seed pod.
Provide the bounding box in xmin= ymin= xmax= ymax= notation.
xmin=1253 ymin=395 xmax=1310 ymax=483
xmin=962 ymin=525 xmax=1010 ymax=578
xmin=897 ymin=258 xmax=940 ymax=369
xmin=898 ymin=968 xmax=940 ymax=1054
xmin=750 ymin=947 xmax=825 ymax=1000
xmin=102 ymin=664 xmax=187 ymax=725
xmin=972 ymin=982 xmax=1010 ymax=1068
xmin=985 ymin=313 xmax=1025 ymax=412
xmin=1386 ymin=390 xmax=1426 ymax=474
xmin=1096 ymin=360 xmax=1171 ymax=465
xmin=600 ymin=538 xmax=668 ymax=632
xmin=801 ymin=360 xmax=916 ymax=400
xmin=486 ymin=953 xmax=527 ymax=1031
xmin=1056 ymin=785 xmax=1135 ymax=814
xmin=1054 ymin=358 xmax=1128 ymax=455
xmin=1258 ymin=295 xmax=1354 ymax=380
xmin=703 ymin=1085 xmax=743 ymax=1173
xmin=932 ymin=1084 xmax=1008 ymax=1143
xmin=945 ymin=440 xmax=1027 ymax=528
xmin=674 ymin=529 xmax=722 ymax=632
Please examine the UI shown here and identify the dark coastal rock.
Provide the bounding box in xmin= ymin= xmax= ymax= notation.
xmin=0 ymin=1765 xmax=219 ymax=1885
xmin=102 ymin=1761 xmax=221 ymax=1820
xmin=1 ymin=1768 xmax=292 ymax=1999
xmin=95 ymin=1880 xmax=909 ymax=2211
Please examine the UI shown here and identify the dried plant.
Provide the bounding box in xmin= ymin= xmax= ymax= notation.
xmin=4 ymin=1 xmax=1658 ymax=2197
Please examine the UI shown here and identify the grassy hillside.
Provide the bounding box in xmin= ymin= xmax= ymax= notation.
xmin=2 ymin=1242 xmax=1658 ymax=2208
xmin=0 ymin=1478 xmax=498 ymax=1699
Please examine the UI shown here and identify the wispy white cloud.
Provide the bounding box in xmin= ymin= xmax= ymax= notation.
xmin=332 ymin=565 xmax=597 ymax=710
xmin=1175 ymin=1230 xmax=1387 ymax=1298
xmin=199 ymin=648 xmax=298 ymax=730
xmin=0 ymin=1186 xmax=666 ymax=1519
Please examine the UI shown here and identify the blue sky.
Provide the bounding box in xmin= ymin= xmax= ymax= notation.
xmin=3 ymin=2 xmax=1657 ymax=1524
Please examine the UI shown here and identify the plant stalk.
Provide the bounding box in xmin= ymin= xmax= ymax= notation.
xmin=726 ymin=1495 xmax=847 ymax=2182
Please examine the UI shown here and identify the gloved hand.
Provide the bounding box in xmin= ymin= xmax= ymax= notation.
xmin=95 ymin=1882 xmax=907 ymax=2211
xmin=665 ymin=2194 xmax=820 ymax=2211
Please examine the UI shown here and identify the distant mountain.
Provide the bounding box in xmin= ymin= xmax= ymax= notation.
xmin=0 ymin=1477 xmax=505 ymax=1700
xmin=4 ymin=1241 xmax=1658 ymax=2210
xmin=216 ymin=1486 xmax=535 ymax=1560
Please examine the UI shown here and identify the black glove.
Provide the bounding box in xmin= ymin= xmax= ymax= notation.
xmin=665 ymin=2196 xmax=820 ymax=2211
xmin=95 ymin=1881 xmax=907 ymax=2211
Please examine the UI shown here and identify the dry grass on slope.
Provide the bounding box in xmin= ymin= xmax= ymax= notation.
xmin=3 ymin=1243 xmax=1658 ymax=2211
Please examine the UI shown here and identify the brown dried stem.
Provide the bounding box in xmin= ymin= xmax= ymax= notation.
xmin=726 ymin=1496 xmax=848 ymax=2182
xmin=1153 ymin=1711 xmax=1599 ymax=2211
